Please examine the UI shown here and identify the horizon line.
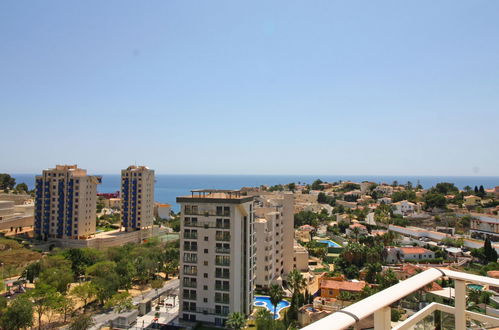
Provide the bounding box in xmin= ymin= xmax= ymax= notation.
xmin=8 ymin=172 xmax=499 ymax=178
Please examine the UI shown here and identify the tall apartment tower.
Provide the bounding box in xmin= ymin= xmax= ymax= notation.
xmin=121 ymin=165 xmax=155 ymax=232
xmin=34 ymin=165 xmax=101 ymax=240
xmin=253 ymin=193 xmax=294 ymax=288
xmin=177 ymin=190 xmax=256 ymax=326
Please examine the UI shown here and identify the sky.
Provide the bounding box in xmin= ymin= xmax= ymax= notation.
xmin=1 ymin=1 xmax=499 ymax=176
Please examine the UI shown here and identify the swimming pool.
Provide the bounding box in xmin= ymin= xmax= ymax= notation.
xmin=253 ymin=296 xmax=290 ymax=319
xmin=318 ymin=240 xmax=341 ymax=248
xmin=468 ymin=284 xmax=484 ymax=291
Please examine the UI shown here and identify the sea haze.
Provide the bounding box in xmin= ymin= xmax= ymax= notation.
xmin=10 ymin=174 xmax=499 ymax=212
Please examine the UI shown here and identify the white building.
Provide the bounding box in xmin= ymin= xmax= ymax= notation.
xmin=121 ymin=165 xmax=155 ymax=232
xmin=156 ymin=203 xmax=172 ymax=220
xmin=393 ymin=200 xmax=416 ymax=216
xmin=374 ymin=185 xmax=393 ymax=195
xmin=34 ymin=165 xmax=101 ymax=240
xmin=177 ymin=190 xmax=256 ymax=326
xmin=384 ymin=246 xmax=435 ymax=263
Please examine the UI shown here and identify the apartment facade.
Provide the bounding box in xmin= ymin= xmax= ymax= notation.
xmin=252 ymin=193 xmax=294 ymax=288
xmin=177 ymin=190 xmax=256 ymax=326
xmin=121 ymin=165 xmax=155 ymax=232
xmin=35 ymin=165 xmax=101 ymax=240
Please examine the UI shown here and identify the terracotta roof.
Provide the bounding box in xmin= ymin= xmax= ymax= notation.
xmin=349 ymin=223 xmax=367 ymax=229
xmin=487 ymin=271 xmax=499 ymax=279
xmin=399 ymin=247 xmax=432 ymax=255
xmin=320 ymin=279 xmax=366 ymax=292
xmin=401 ymin=264 xmax=425 ymax=276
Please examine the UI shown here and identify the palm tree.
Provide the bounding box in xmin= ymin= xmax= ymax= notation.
xmin=480 ymin=291 xmax=492 ymax=315
xmin=269 ymin=284 xmax=284 ymax=319
xmin=352 ymin=226 xmax=361 ymax=241
xmin=287 ymin=269 xmax=307 ymax=301
xmin=468 ymin=288 xmax=481 ymax=306
xmin=226 ymin=312 xmax=246 ymax=330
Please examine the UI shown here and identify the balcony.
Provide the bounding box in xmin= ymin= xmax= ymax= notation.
xmin=302 ymin=268 xmax=499 ymax=330
xmin=215 ymin=284 xmax=230 ymax=292
xmin=216 ymin=248 xmax=231 ymax=254
xmin=183 ymin=233 xmax=198 ymax=239
xmin=215 ymin=260 xmax=230 ymax=267
xmin=183 ymin=293 xmax=197 ymax=300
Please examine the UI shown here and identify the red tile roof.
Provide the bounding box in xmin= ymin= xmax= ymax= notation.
xmin=320 ymin=279 xmax=367 ymax=292
xmin=399 ymin=247 xmax=431 ymax=255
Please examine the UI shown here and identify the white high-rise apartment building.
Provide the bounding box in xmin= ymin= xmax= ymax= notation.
xmin=34 ymin=165 xmax=101 ymax=240
xmin=177 ymin=190 xmax=256 ymax=326
xmin=253 ymin=193 xmax=294 ymax=288
xmin=121 ymin=165 xmax=155 ymax=232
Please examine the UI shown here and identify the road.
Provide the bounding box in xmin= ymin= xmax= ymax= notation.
xmin=90 ymin=278 xmax=179 ymax=330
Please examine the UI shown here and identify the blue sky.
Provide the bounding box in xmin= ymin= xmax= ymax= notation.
xmin=1 ymin=1 xmax=498 ymax=175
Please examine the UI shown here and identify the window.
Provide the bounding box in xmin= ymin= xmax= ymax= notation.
xmin=215 ymin=255 xmax=230 ymax=266
xmin=215 ymin=268 xmax=230 ymax=279
xmin=183 ymin=253 xmax=197 ymax=263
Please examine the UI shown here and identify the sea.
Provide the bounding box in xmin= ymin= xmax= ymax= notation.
xmin=10 ymin=174 xmax=499 ymax=212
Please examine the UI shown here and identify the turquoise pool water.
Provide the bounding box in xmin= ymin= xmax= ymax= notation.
xmin=318 ymin=239 xmax=341 ymax=248
xmin=253 ymin=296 xmax=290 ymax=319
xmin=468 ymin=284 xmax=484 ymax=291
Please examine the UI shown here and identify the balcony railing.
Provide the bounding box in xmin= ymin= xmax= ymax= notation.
xmin=302 ymin=268 xmax=499 ymax=330
xmin=216 ymin=248 xmax=231 ymax=254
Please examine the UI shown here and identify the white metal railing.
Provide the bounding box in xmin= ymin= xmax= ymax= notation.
xmin=302 ymin=268 xmax=499 ymax=330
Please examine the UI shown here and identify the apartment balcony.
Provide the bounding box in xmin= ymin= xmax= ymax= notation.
xmin=215 ymin=260 xmax=230 ymax=267
xmin=302 ymin=268 xmax=499 ymax=330
xmin=190 ymin=307 xmax=229 ymax=317
xmin=215 ymin=248 xmax=231 ymax=254
xmin=215 ymin=285 xmax=230 ymax=292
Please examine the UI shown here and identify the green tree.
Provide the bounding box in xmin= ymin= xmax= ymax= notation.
xmin=255 ymin=308 xmax=274 ymax=329
xmin=481 ymin=291 xmax=492 ymax=315
xmin=0 ymin=296 xmax=34 ymax=330
xmin=15 ymin=182 xmax=29 ymax=193
xmin=424 ymin=193 xmax=447 ymax=210
xmin=286 ymin=183 xmax=296 ymax=193
xmin=86 ymin=261 xmax=120 ymax=304
xmin=378 ymin=269 xmax=399 ymax=290
xmin=29 ymin=283 xmax=63 ymax=330
xmin=38 ymin=263 xmax=74 ymax=294
xmin=62 ymin=248 xmax=103 ymax=278
xmin=269 ymin=284 xmax=284 ymax=319
xmin=104 ymin=292 xmax=134 ymax=313
xmin=0 ymin=174 xmax=16 ymax=190
xmin=391 ymin=308 xmax=401 ymax=322
xmin=226 ymin=312 xmax=247 ymax=330
xmin=68 ymin=314 xmax=95 ymax=330
xmin=311 ymin=179 xmax=324 ymax=191
xmin=70 ymin=282 xmax=97 ymax=313
xmin=287 ymin=269 xmax=306 ymax=299
xmin=365 ymin=263 xmax=382 ymax=284
xmin=484 ymin=237 xmax=498 ymax=263
xmin=115 ymin=260 xmax=136 ymax=290
xmin=56 ymin=295 xmax=75 ymax=323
